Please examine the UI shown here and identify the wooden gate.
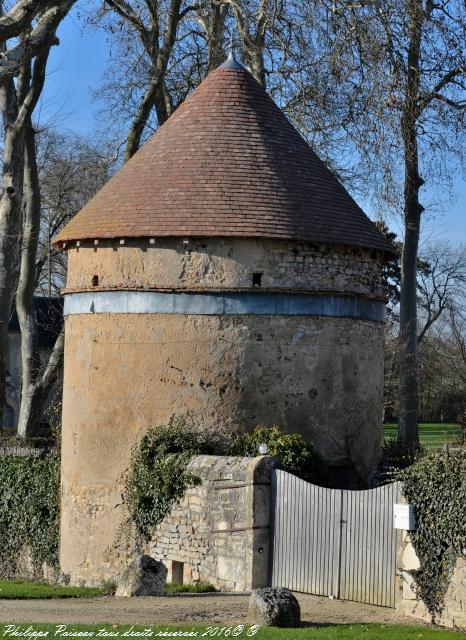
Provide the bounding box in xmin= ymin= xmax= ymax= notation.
xmin=270 ymin=469 xmax=400 ymax=607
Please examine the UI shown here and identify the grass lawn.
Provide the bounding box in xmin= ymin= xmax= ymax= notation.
xmin=383 ymin=422 xmax=462 ymax=448
xmin=0 ymin=580 xmax=216 ymax=599
xmin=0 ymin=624 xmax=463 ymax=640
xmin=0 ymin=580 xmax=107 ymax=599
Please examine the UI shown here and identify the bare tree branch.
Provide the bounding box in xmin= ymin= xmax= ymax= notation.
xmin=39 ymin=326 xmax=64 ymax=390
xmin=15 ymin=49 xmax=49 ymax=130
xmin=418 ymin=66 xmax=465 ymax=111
xmin=0 ymin=1 xmax=76 ymax=85
xmin=0 ymin=0 xmax=54 ymax=41
xmin=104 ymin=0 xmax=152 ymax=53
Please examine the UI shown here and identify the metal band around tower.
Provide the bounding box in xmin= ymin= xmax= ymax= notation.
xmin=64 ymin=291 xmax=385 ymax=322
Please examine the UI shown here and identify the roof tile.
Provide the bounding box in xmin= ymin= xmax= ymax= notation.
xmin=54 ymin=63 xmax=393 ymax=255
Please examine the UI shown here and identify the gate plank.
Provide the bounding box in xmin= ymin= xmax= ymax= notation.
xmin=271 ymin=469 xmax=400 ymax=608
xmin=339 ymin=482 xmax=400 ymax=607
xmin=271 ymin=470 xmax=342 ymax=597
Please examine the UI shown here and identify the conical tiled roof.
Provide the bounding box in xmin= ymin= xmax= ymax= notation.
xmin=54 ymin=60 xmax=394 ymax=255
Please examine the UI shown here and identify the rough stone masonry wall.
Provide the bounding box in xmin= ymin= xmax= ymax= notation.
xmin=400 ymin=534 xmax=466 ymax=630
xmin=60 ymin=235 xmax=387 ymax=584
xmin=65 ymin=238 xmax=386 ymax=300
xmin=147 ymin=455 xmax=274 ymax=592
xmin=60 ymin=310 xmax=383 ymax=585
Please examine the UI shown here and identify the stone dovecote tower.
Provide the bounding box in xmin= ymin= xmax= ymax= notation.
xmin=54 ymin=54 xmax=395 ymax=585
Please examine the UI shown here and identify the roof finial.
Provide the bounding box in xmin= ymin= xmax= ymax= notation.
xmin=219 ymin=30 xmax=244 ymax=70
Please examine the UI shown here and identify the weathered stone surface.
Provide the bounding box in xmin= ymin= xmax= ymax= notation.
xmin=6 ymin=546 xmax=59 ymax=583
xmin=402 ymin=538 xmax=420 ymax=571
xmin=401 ymin=542 xmax=466 ymax=630
xmin=66 ymin=239 xmax=386 ymax=301
xmin=149 ymin=455 xmax=274 ymax=593
xmin=60 ymin=237 xmax=386 ymax=585
xmin=248 ymin=587 xmax=300 ymax=627
xmin=61 ymin=455 xmax=274 ymax=591
xmin=115 ymin=555 xmax=167 ymax=597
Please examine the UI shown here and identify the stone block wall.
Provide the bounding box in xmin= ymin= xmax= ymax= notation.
xmin=400 ymin=533 xmax=466 ymax=630
xmin=65 ymin=238 xmax=386 ymax=301
xmin=146 ymin=455 xmax=275 ymax=592
xmin=60 ymin=233 xmax=387 ymax=583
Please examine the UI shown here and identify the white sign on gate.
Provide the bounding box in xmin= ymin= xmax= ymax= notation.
xmin=393 ymin=503 xmax=416 ymax=530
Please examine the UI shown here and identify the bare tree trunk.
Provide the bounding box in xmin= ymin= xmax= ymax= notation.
xmin=206 ymin=2 xmax=228 ymax=73
xmin=124 ymin=76 xmax=170 ymax=162
xmin=0 ymin=4 xmax=71 ymax=425
xmin=47 ymin=237 xmax=51 ymax=298
xmin=398 ymin=0 xmax=423 ymax=450
xmin=398 ymin=153 xmax=422 ymax=449
xmin=16 ymin=123 xmax=43 ymax=437
xmin=229 ymin=0 xmax=267 ymax=86
xmin=17 ymin=332 xmax=64 ymax=437
xmin=0 ymin=77 xmax=25 ymax=425
xmin=246 ymin=45 xmax=266 ymax=87
xmin=16 ymin=122 xmax=64 ymax=437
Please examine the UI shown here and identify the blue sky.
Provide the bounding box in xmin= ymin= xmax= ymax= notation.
xmin=42 ymin=9 xmax=465 ymax=247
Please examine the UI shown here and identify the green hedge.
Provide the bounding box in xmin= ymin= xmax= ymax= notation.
xmin=230 ymin=425 xmax=318 ymax=482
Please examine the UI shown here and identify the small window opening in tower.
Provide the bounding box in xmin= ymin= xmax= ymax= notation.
xmin=92 ymin=275 xmax=99 ymax=287
xmin=252 ymin=272 xmax=262 ymax=287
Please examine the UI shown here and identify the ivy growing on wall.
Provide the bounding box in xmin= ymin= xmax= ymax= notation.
xmin=125 ymin=419 xmax=321 ymax=541
xmin=0 ymin=453 xmax=60 ymax=577
xmin=399 ymin=449 xmax=466 ymax=621
xmin=0 ymin=413 xmax=319 ymax=577
xmin=124 ymin=415 xmax=218 ymax=540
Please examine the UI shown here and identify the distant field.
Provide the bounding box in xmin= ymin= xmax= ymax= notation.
xmin=383 ymin=422 xmax=462 ymax=448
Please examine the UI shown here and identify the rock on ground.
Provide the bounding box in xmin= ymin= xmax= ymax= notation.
xmin=115 ymin=555 xmax=167 ymax=597
xmin=0 ymin=593 xmax=431 ymax=626
xmin=248 ymin=587 xmax=300 ymax=627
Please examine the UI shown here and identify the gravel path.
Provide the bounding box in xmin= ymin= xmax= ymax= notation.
xmin=0 ymin=593 xmax=424 ymax=626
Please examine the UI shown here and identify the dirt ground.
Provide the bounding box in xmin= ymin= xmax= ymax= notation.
xmin=0 ymin=593 xmax=425 ymax=626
